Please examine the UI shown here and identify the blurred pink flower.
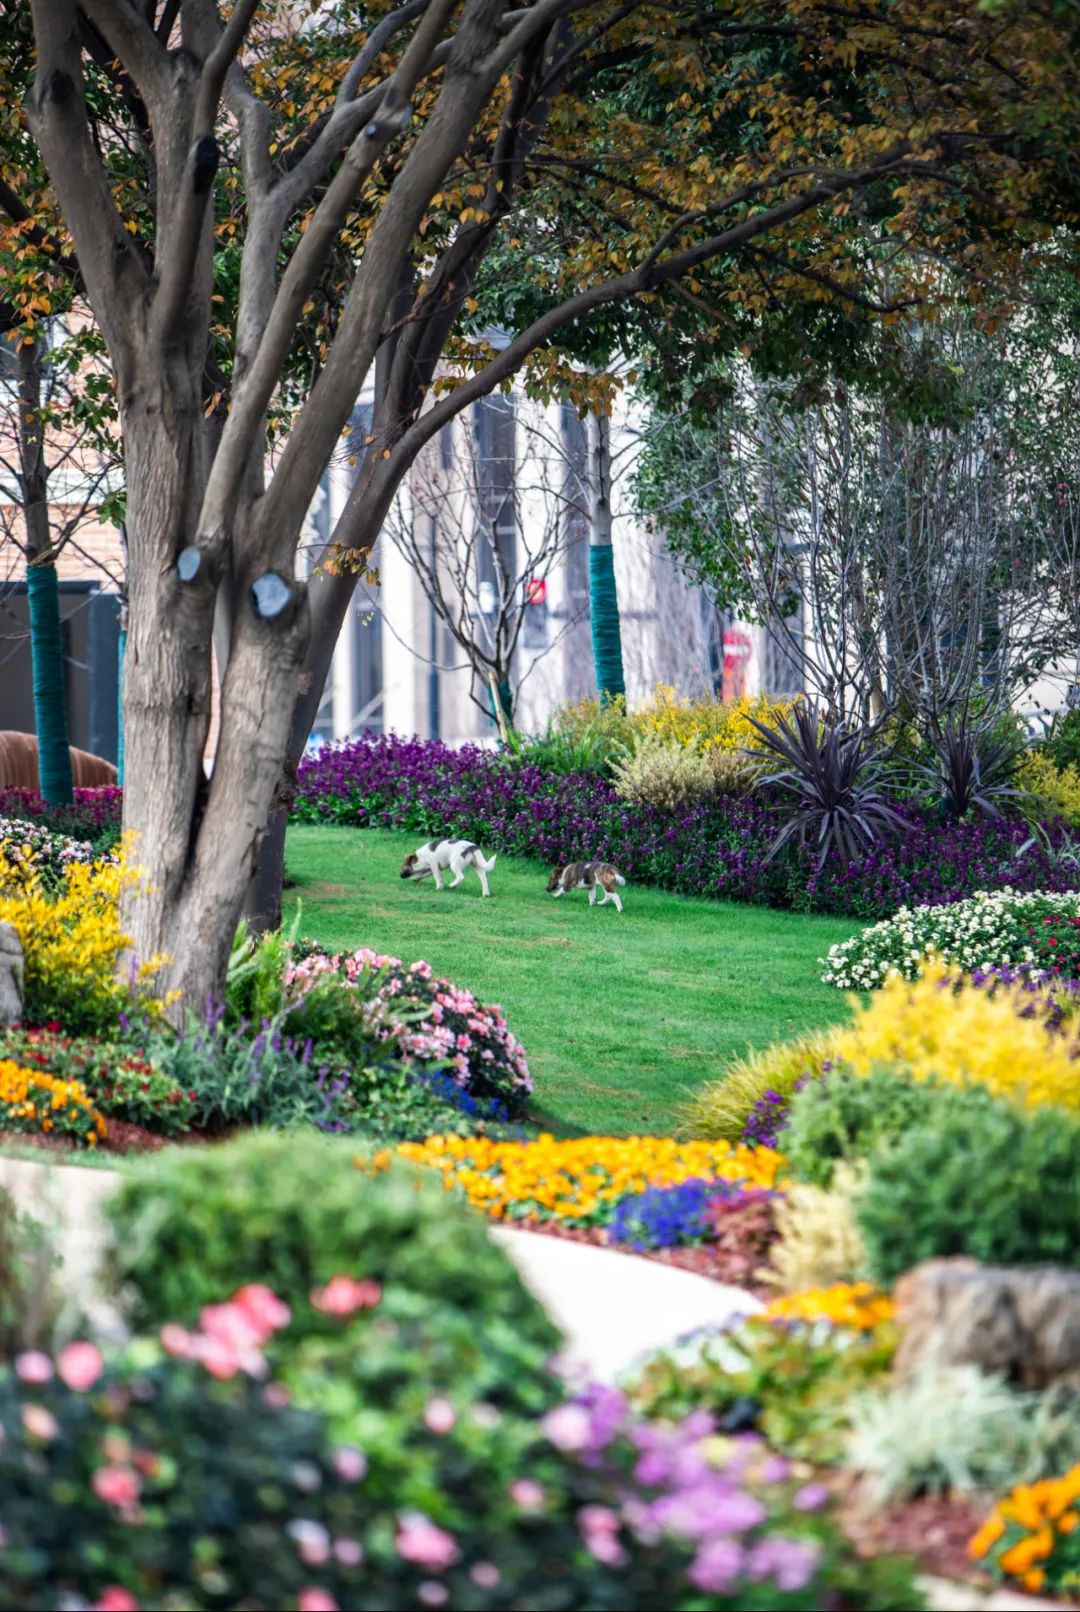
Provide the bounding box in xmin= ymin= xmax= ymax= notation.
xmin=15 ymin=1350 xmax=53 ymax=1385
xmin=93 ymin=1465 xmax=141 ymax=1509
xmin=470 ymin=1563 xmax=501 ymax=1589
xmin=395 ymin=1514 xmax=459 ymax=1571
xmin=332 ymin=1444 xmax=368 ymax=1483
xmin=508 ymin=1477 xmax=545 ymax=1511
xmin=233 ymin=1282 xmax=291 ymax=1335
xmin=199 ymin=1302 xmax=265 ymax=1354
xmin=21 ymin=1404 xmax=59 ymax=1442
xmin=418 ymin=1584 xmax=449 ymax=1607
xmin=423 ymin=1397 xmax=457 ymax=1436
xmin=189 ymin=1333 xmax=241 ymax=1381
xmin=57 ymin=1341 xmax=105 ymax=1393
xmin=333 ymin=1537 xmax=364 ymax=1567
xmin=310 ymin=1276 xmax=382 ymax=1316
xmin=296 ymin=1591 xmax=339 ymax=1612
xmin=542 ymin=1403 xmax=591 ymax=1452
xmin=94 ymin=1588 xmax=140 ymax=1611
xmin=287 ymin=1519 xmax=331 ymax=1567
xmin=159 ymin=1324 xmax=192 ymax=1358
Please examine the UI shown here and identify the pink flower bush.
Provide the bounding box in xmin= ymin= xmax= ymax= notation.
xmin=158 ymin=1283 xmax=294 ymax=1379
xmin=285 ymin=945 xmax=532 ymax=1114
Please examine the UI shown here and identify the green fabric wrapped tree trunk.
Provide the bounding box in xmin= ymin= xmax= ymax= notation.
xmin=26 ymin=560 xmax=73 ymax=806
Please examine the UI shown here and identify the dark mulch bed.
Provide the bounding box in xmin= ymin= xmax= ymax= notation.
xmin=835 ymin=1477 xmax=998 ymax=1586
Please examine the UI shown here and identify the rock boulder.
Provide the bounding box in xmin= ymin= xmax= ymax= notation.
xmin=894 ymin=1258 xmax=1080 ymax=1390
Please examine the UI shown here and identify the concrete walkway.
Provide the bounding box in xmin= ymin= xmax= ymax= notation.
xmin=491 ymin=1224 xmax=760 ymax=1379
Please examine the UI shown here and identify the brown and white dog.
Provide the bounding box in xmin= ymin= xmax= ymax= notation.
xmin=400 ymin=838 xmax=497 ymax=897
xmin=546 ymin=860 xmax=626 ymax=912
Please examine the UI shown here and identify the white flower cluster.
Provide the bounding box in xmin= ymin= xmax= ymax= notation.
xmin=820 ymin=887 xmax=1080 ymax=990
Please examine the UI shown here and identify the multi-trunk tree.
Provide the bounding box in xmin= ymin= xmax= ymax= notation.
xmin=13 ymin=0 xmax=1080 ymax=1010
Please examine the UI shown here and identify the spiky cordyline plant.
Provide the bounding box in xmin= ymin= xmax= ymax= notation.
xmin=915 ymin=722 xmax=1023 ymax=821
xmin=746 ymin=702 xmax=904 ymax=871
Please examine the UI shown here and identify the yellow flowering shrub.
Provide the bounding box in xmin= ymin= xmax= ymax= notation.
xmin=553 ymin=687 xmax=794 ymax=759
xmin=0 ymin=836 xmax=165 ymax=1035
xmin=633 ymin=686 xmax=795 ymax=754
xmin=1017 ymin=748 xmax=1080 ymax=829
xmin=970 ymin=1466 xmax=1080 ymax=1597
xmin=0 ymin=1058 xmax=106 ymax=1147
xmin=830 ymin=957 xmax=1080 ymax=1112
xmin=762 ymin=1281 xmax=895 ymax=1332
xmin=372 ymin=1133 xmax=785 ymax=1228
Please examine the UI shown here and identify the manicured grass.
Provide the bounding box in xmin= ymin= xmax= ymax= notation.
xmin=285 ymin=825 xmax=859 ymax=1136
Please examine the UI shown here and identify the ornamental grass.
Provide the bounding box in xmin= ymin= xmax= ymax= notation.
xmin=376 ymin=1134 xmax=785 ymax=1228
xmin=0 ymin=1058 xmax=106 ymax=1146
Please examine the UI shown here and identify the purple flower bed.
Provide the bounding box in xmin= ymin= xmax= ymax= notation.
xmin=295 ymin=734 xmax=1074 ymax=920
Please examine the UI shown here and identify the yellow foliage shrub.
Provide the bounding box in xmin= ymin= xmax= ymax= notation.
xmin=0 ymin=837 xmax=165 ymax=1035
xmin=831 ymin=957 xmax=1080 ymax=1112
xmin=633 ymin=685 xmax=795 ymax=753
xmin=1017 ymin=748 xmax=1080 ymax=829
xmin=762 ymin=1164 xmax=869 ymax=1294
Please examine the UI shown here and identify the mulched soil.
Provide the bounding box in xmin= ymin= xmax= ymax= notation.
xmin=0 ymin=1121 xmax=234 ymax=1158
xmin=834 ymin=1476 xmax=999 ymax=1585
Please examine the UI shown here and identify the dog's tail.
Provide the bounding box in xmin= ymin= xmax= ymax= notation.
xmin=614 ymin=872 xmax=626 ymax=886
xmin=480 ymin=852 xmax=497 ymax=871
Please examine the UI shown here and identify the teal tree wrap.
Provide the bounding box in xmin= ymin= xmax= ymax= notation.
xmin=117 ymin=624 xmax=126 ymax=786
xmin=588 ymin=542 xmax=625 ymax=701
xmin=26 ymin=560 xmax=73 ymax=806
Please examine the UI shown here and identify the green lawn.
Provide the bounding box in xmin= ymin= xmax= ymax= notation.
xmin=285 ymin=826 xmax=858 ymax=1135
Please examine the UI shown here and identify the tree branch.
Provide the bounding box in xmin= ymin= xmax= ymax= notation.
xmin=26 ymin=0 xmax=149 ymax=375
xmin=153 ymin=0 xmax=262 ymax=344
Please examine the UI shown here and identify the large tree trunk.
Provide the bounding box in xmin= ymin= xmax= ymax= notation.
xmin=118 ymin=367 xmax=311 ymax=1014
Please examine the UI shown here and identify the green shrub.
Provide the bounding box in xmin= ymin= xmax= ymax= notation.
xmin=1047 ymin=707 xmax=1080 ymax=773
xmin=104 ymin=1129 xmax=557 ymax=1349
xmin=679 ymin=1030 xmax=839 ymax=1142
xmin=782 ymin=1066 xmax=937 ymax=1188
xmin=856 ymin=1094 xmax=1080 ymax=1284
